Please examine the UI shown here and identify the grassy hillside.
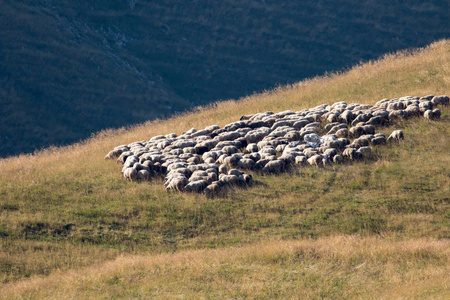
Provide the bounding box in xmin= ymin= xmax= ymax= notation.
xmin=0 ymin=40 xmax=449 ymax=298
xmin=1 ymin=0 xmax=449 ymax=157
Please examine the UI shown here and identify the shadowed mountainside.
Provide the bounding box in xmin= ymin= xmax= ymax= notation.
xmin=1 ymin=0 xmax=449 ymax=157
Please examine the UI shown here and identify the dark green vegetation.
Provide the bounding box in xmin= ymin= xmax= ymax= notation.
xmin=1 ymin=0 xmax=449 ymax=157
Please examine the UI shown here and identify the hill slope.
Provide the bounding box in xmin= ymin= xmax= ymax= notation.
xmin=0 ymin=40 xmax=449 ymax=298
xmin=1 ymin=0 xmax=449 ymax=157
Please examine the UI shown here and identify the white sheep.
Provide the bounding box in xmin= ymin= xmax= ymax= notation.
xmin=183 ymin=180 xmax=208 ymax=193
xmin=387 ymin=130 xmax=404 ymax=142
xmin=237 ymin=158 xmax=256 ymax=170
xmin=165 ymin=175 xmax=188 ymax=192
xmin=295 ymin=155 xmax=307 ymax=165
xmin=307 ymin=154 xmax=323 ymax=167
xmin=204 ymin=182 xmax=221 ymax=197
xmin=342 ymin=148 xmax=357 ymax=160
xmin=262 ymin=160 xmax=285 ymax=174
xmin=138 ymin=170 xmax=150 ymax=181
xmin=358 ymin=146 xmax=372 ymax=158
xmin=123 ymin=167 xmax=138 ymax=181
xmin=219 ymin=175 xmax=239 ymax=186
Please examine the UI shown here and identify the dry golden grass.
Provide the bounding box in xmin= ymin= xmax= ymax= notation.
xmin=0 ymin=39 xmax=449 ymax=297
xmin=1 ymin=235 xmax=449 ymax=299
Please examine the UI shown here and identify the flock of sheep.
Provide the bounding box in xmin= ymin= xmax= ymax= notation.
xmin=105 ymin=95 xmax=448 ymax=196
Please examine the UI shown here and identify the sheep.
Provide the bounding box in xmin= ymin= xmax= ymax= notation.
xmin=219 ymin=175 xmax=239 ymax=186
xmin=242 ymin=174 xmax=253 ymax=185
xmin=327 ymin=123 xmax=347 ymax=134
xmin=168 ymin=167 xmax=191 ymax=178
xmin=423 ymin=109 xmax=433 ymax=120
xmin=137 ymin=170 xmax=150 ymax=181
xmin=284 ymin=131 xmax=301 ymax=141
xmin=371 ymin=136 xmax=386 ymax=146
xmin=404 ymin=105 xmax=420 ymax=118
xmin=216 ymin=154 xmax=228 ymax=165
xmin=351 ymin=113 xmax=372 ymax=126
xmin=340 ymin=110 xmax=354 ymax=123
xmin=190 ymin=175 xmax=211 ymax=184
xmin=307 ymin=154 xmax=323 ymax=167
xmin=349 ymin=126 xmax=364 ymax=139
xmin=292 ymin=119 xmax=309 ymax=130
xmin=431 ymin=95 xmax=449 ymax=106
xmin=365 ymin=116 xmax=384 ymax=126
xmin=122 ymin=155 xmax=139 ymax=169
xmin=342 ymin=148 xmax=358 ymax=160
xmin=358 ymin=146 xmax=372 ymax=158
xmin=195 ymin=140 xmax=218 ymax=155
xmin=142 ymin=160 xmax=154 ymax=170
xmin=424 ymin=109 xmax=441 ymax=120
xmin=237 ymin=157 xmax=256 ymax=170
xmin=150 ymin=135 xmax=166 ymax=141
xmin=433 ymin=109 xmax=441 ymax=119
xmin=276 ymin=144 xmax=287 ymax=154
xmin=183 ymin=147 xmax=197 ymax=154
xmin=216 ymin=131 xmax=242 ymax=141
xmin=117 ymin=151 xmax=134 ymax=164
xmin=218 ymin=164 xmax=228 ymax=174
xmin=202 ymin=151 xmax=219 ymax=161
xmin=326 ymin=113 xmax=340 ymax=123
xmin=255 ymin=159 xmax=271 ymax=170
xmin=323 ymin=148 xmax=337 ymax=158
xmin=204 ymin=157 xmax=215 ymax=164
xmin=228 ymin=169 xmax=244 ymax=177
xmin=351 ymin=137 xmax=370 ymax=148
xmin=247 ymin=152 xmax=261 ymax=163
xmin=388 ymin=110 xmax=406 ymax=121
xmin=123 ymin=167 xmax=138 ymax=181
xmin=223 ymin=145 xmax=238 ymax=155
xmin=274 ymin=152 xmax=292 ymax=164
xmin=167 ymin=162 xmax=187 ymax=172
xmin=223 ymin=155 xmax=240 ymax=168
xmin=259 ymin=145 xmax=277 ymax=156
xmin=271 ymin=120 xmax=291 ymax=130
xmin=302 ymin=148 xmax=317 ymax=158
xmin=387 ymin=130 xmax=404 ymax=142
xmin=304 ymin=122 xmax=321 ymax=131
xmin=108 ymin=94 xmax=450 ymax=195
xmin=333 ymin=154 xmax=343 ymax=164
xmin=204 ymin=182 xmax=221 ymax=197
xmin=235 ymin=137 xmax=247 ymax=149
xmin=183 ymin=180 xmax=208 ymax=193
xmin=262 ymin=160 xmax=285 ymax=174
xmin=191 ymin=170 xmax=208 ymax=178
xmin=169 ymin=149 xmax=184 ymax=156
xmin=295 ymin=155 xmax=307 ymax=165
xmin=105 ymin=147 xmax=126 ymax=160
xmin=419 ymin=101 xmax=433 ymax=111
xmin=207 ymin=172 xmax=218 ymax=183
xmin=157 ymin=140 xmax=172 ymax=150
xmin=324 ymin=122 xmax=339 ymax=131
xmin=246 ymin=143 xmax=259 ymax=153
xmin=335 ymin=128 xmax=348 ymax=138
xmin=362 ymin=125 xmax=375 ymax=135
xmin=153 ymin=162 xmax=166 ymax=173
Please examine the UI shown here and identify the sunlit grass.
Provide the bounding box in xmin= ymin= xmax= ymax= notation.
xmin=1 ymin=236 xmax=449 ymax=299
xmin=0 ymin=39 xmax=449 ymax=297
